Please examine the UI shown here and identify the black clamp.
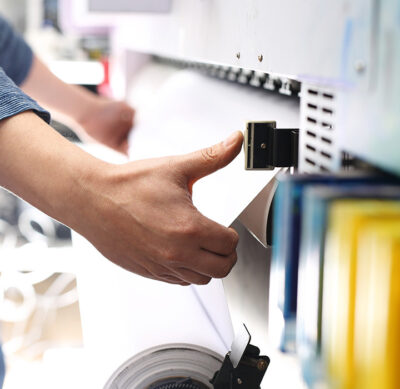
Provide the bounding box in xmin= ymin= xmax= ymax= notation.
xmin=245 ymin=121 xmax=299 ymax=170
xmin=210 ymin=325 xmax=270 ymax=389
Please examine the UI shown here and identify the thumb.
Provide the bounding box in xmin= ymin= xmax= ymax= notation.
xmin=177 ymin=131 xmax=243 ymax=184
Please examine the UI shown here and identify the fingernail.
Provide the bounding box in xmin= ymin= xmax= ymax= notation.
xmin=223 ymin=131 xmax=240 ymax=147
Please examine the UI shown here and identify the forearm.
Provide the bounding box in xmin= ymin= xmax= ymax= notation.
xmin=0 ymin=111 xmax=106 ymax=229
xmin=19 ymin=56 xmax=134 ymax=154
xmin=20 ymin=56 xmax=100 ymax=127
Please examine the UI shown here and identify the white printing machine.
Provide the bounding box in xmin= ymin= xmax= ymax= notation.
xmin=67 ymin=1 xmax=400 ymax=388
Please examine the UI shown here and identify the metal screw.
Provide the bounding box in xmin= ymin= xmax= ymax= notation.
xmin=237 ymin=378 xmax=243 ymax=384
xmin=236 ymin=52 xmax=241 ymax=59
xmin=354 ymin=60 xmax=366 ymax=74
xmin=257 ymin=359 xmax=268 ymax=371
xmin=258 ymin=54 xmax=263 ymax=62
xmin=260 ymin=143 xmax=267 ymax=149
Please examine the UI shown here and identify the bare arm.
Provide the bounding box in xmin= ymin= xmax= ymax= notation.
xmin=0 ymin=110 xmax=242 ymax=285
xmin=20 ymin=56 xmax=134 ymax=154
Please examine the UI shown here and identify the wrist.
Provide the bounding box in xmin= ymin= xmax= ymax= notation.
xmin=74 ymin=93 xmax=105 ymax=130
xmin=54 ymin=150 xmax=114 ymax=235
xmin=0 ymin=111 xmax=111 ymax=232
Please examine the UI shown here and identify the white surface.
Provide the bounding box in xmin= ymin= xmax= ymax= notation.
xmin=0 ymin=246 xmax=78 ymax=273
xmin=48 ymin=60 xmax=104 ymax=85
xmin=108 ymin=0 xmax=371 ymax=84
xmin=88 ymin=0 xmax=171 ymax=13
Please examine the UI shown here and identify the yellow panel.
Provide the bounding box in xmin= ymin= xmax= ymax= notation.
xmin=354 ymin=221 xmax=400 ymax=389
xmin=322 ymin=200 xmax=400 ymax=389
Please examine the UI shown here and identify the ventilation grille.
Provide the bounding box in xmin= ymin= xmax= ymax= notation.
xmin=299 ymin=85 xmax=341 ymax=173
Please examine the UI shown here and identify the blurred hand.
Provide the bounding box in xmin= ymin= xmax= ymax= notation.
xmin=20 ymin=56 xmax=135 ymax=154
xmin=81 ymin=131 xmax=244 ymax=285
xmin=79 ymin=98 xmax=135 ymax=155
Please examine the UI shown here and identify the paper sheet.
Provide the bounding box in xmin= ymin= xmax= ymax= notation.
xmin=74 ymin=235 xmax=233 ymax=388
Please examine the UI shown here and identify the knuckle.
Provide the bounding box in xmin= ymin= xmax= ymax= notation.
xmin=232 ymin=230 xmax=240 ymax=246
xmin=167 ymin=157 xmax=182 ymax=178
xmin=179 ymin=218 xmax=200 ymax=238
xmin=214 ymin=265 xmax=230 ymax=278
xmin=201 ymin=146 xmax=218 ymax=163
xmin=231 ymin=251 xmax=238 ymax=267
xmin=228 ymin=230 xmax=240 ymax=252
xmin=216 ymin=255 xmax=236 ymax=278
xmin=162 ymin=248 xmax=179 ymax=265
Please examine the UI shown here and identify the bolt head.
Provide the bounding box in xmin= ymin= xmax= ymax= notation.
xmin=236 ymin=52 xmax=241 ymax=59
xmin=354 ymin=60 xmax=366 ymax=73
xmin=260 ymin=143 xmax=267 ymax=149
xmin=258 ymin=54 xmax=263 ymax=62
xmin=257 ymin=359 xmax=268 ymax=371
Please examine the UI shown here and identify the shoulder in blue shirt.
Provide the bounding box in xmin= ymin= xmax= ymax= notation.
xmin=0 ymin=15 xmax=33 ymax=86
xmin=0 ymin=67 xmax=50 ymax=123
xmin=0 ymin=16 xmax=50 ymax=123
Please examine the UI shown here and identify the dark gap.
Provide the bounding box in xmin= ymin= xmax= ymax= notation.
xmin=307 ymin=117 xmax=317 ymax=124
xmin=307 ymin=103 xmax=318 ymax=110
xmin=322 ymin=107 xmax=333 ymax=114
xmin=306 ymin=130 xmax=317 ymax=138
xmin=305 ymin=158 xmax=316 ymax=166
xmin=320 ymin=151 xmax=332 ymax=159
xmin=321 ymin=122 xmax=332 ymax=128
xmin=321 ymin=136 xmax=332 ymax=144
xmin=306 ymin=144 xmax=316 ymax=152
xmin=308 ymin=89 xmax=319 ymax=95
xmin=322 ymin=92 xmax=334 ymax=99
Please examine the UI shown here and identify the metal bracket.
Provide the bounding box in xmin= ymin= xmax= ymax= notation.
xmin=210 ymin=324 xmax=270 ymax=389
xmin=245 ymin=121 xmax=299 ymax=170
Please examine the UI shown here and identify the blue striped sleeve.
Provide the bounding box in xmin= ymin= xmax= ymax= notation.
xmin=0 ymin=67 xmax=50 ymax=123
xmin=0 ymin=16 xmax=33 ymax=86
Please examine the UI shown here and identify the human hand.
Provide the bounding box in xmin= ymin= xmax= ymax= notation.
xmin=78 ymin=98 xmax=134 ymax=155
xmin=0 ymin=110 xmax=241 ymax=286
xmin=20 ymin=56 xmax=134 ymax=154
xmin=79 ymin=131 xmax=244 ymax=285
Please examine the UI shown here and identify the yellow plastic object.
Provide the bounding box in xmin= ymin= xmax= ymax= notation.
xmin=354 ymin=220 xmax=400 ymax=389
xmin=322 ymin=200 xmax=400 ymax=389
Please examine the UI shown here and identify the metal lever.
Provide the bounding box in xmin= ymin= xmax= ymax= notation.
xmin=210 ymin=324 xmax=270 ymax=389
xmin=244 ymin=121 xmax=299 ymax=170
